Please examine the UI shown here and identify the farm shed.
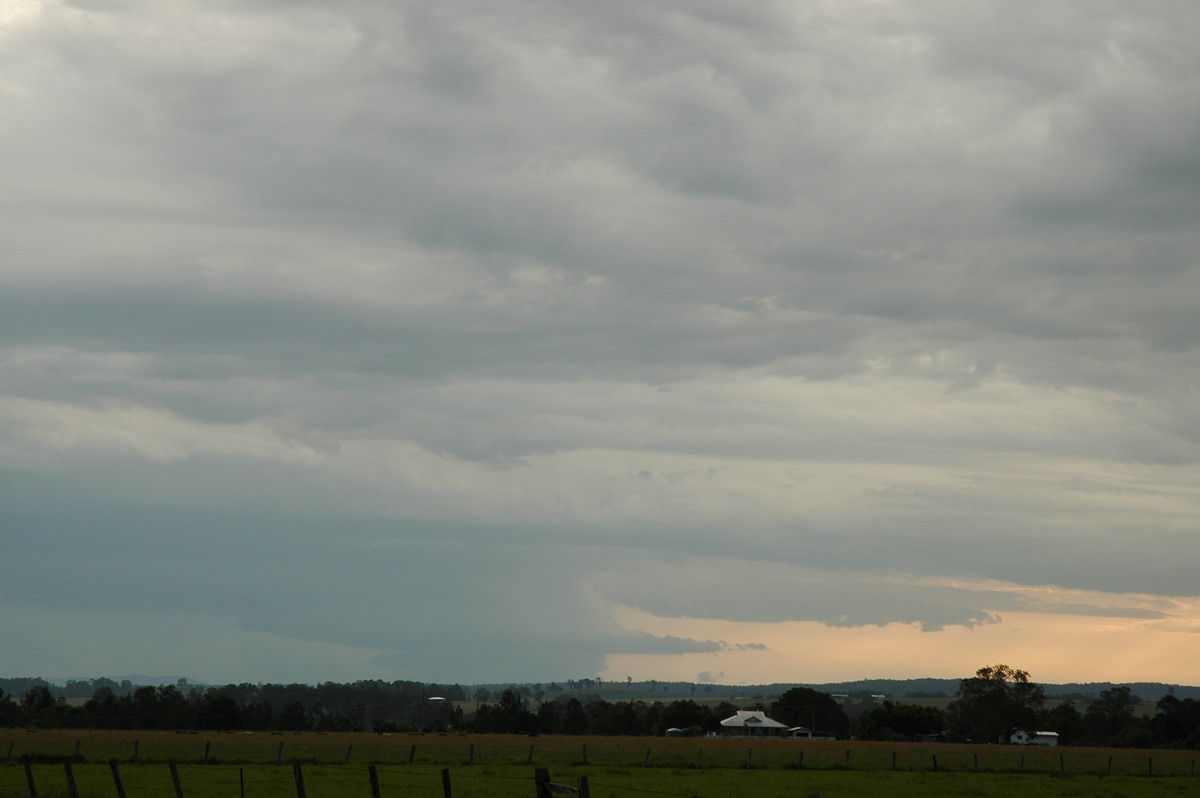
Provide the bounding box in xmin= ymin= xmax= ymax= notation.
xmin=787 ymin=726 xmax=837 ymax=740
xmin=1009 ymin=729 xmax=1060 ymax=746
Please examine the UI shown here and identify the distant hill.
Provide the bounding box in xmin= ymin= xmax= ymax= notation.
xmin=464 ymin=678 xmax=1200 ymax=703
xmin=0 ymin=676 xmax=203 ymax=700
xmin=1039 ymin=682 xmax=1200 ymax=702
xmin=735 ymin=680 xmax=1200 ymax=702
xmin=5 ymin=675 xmax=1199 ymax=703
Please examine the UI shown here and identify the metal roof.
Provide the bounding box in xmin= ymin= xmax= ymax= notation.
xmin=719 ymin=710 xmax=788 ymax=729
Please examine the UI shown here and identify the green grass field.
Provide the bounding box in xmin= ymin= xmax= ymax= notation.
xmin=2 ymin=731 xmax=1197 ymax=798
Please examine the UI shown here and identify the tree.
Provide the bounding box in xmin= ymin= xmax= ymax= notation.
xmin=1038 ymin=702 xmax=1084 ymax=744
xmin=21 ymin=686 xmax=63 ymax=728
xmin=1151 ymin=695 xmax=1200 ymax=748
xmin=561 ymin=697 xmax=589 ymax=734
xmin=855 ymin=700 xmax=945 ymax=741
xmin=478 ymin=689 xmax=537 ymax=734
xmin=0 ymin=691 xmax=21 ymax=727
xmin=280 ymin=701 xmax=310 ymax=731
xmin=945 ymin=665 xmax=1044 ymax=743
xmin=22 ymin=687 xmax=56 ymax=722
xmin=1083 ymin=686 xmax=1139 ymax=746
xmin=659 ymin=699 xmax=706 ymax=734
xmin=770 ymin=688 xmax=849 ymax=737
xmin=196 ymin=692 xmax=242 ymax=731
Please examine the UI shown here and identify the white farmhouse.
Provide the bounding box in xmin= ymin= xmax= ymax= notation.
xmin=718 ymin=710 xmax=789 ymax=737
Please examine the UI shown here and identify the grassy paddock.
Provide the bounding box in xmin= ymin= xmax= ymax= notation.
xmin=3 ymin=731 xmax=1198 ymax=774
xmin=2 ymin=761 xmax=1198 ymax=798
xmin=2 ymin=732 xmax=1197 ymax=798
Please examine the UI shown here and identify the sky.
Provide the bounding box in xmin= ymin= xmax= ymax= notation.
xmin=2 ymin=0 xmax=1199 ymax=689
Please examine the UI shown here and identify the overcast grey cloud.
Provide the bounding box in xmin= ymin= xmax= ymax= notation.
xmin=2 ymin=0 xmax=1199 ymax=686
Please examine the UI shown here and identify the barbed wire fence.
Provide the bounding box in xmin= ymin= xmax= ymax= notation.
xmin=5 ymin=740 xmax=1199 ymax=798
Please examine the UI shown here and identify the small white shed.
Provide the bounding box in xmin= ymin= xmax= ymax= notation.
xmin=787 ymin=726 xmax=837 ymax=740
xmin=1010 ymin=729 xmax=1060 ymax=746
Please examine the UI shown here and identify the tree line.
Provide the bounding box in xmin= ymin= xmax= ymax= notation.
xmin=856 ymin=664 xmax=1200 ymax=749
xmin=0 ymin=679 xmax=843 ymax=739
xmin=0 ymin=679 xmax=467 ymax=733
xmin=472 ymin=687 xmax=848 ymax=738
xmin=4 ymin=668 xmax=1200 ymax=748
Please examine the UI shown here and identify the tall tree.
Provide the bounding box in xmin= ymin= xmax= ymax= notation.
xmin=770 ymin=688 xmax=849 ymax=737
xmin=482 ymin=689 xmax=537 ymax=733
xmin=1083 ymin=686 xmax=1139 ymax=746
xmin=946 ymin=664 xmax=1044 ymax=743
xmin=1038 ymin=701 xmax=1084 ymax=744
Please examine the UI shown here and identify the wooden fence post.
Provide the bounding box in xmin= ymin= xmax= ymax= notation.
xmin=132 ymin=740 xmax=139 ymax=764
xmin=109 ymin=759 xmax=128 ymax=798
xmin=409 ymin=744 xmax=416 ymax=764
xmin=276 ymin=742 xmax=284 ymax=765
xmin=345 ymin=745 xmax=353 ymax=765
xmin=534 ymin=768 xmax=551 ymax=798
xmin=576 ymin=774 xmax=591 ymax=798
xmin=169 ymin=762 xmax=184 ymax=798
xmin=892 ymin=751 xmax=897 ymax=771
xmin=1148 ymin=756 xmax=1153 ymax=777
xmin=441 ymin=768 xmax=453 ymax=798
xmin=63 ymin=763 xmax=80 ymax=798
xmin=292 ymin=760 xmax=307 ymax=798
xmin=643 ymin=748 xmax=652 ymax=767
xmin=74 ymin=741 xmax=81 ymax=762
xmin=931 ymin=754 xmax=938 ymax=772
xmin=797 ymin=750 xmax=805 ymax=770
xmin=527 ymin=745 xmax=534 ymax=765
xmin=204 ymin=741 xmax=211 ymax=764
xmin=746 ymin=747 xmax=752 ymax=769
xmin=1059 ymin=754 xmax=1064 ymax=773
xmin=844 ymin=749 xmax=850 ymax=769
xmin=696 ymin=748 xmax=702 ymax=769
xmin=240 ymin=768 xmax=245 ymax=798
xmin=368 ymin=764 xmax=381 ymax=798
xmin=1106 ymin=755 xmax=1112 ymax=775
xmin=6 ymin=740 xmax=14 ymax=761
xmin=469 ymin=743 xmax=474 ymax=765
xmin=581 ymin=743 xmax=589 ymax=765
xmin=973 ymin=753 xmax=978 ymax=771
xmin=22 ymin=756 xmax=37 ymax=798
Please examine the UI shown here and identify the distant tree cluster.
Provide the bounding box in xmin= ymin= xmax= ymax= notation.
xmin=851 ymin=665 xmax=1200 ymax=749
xmin=0 ymin=679 xmax=465 ymax=733
xmin=945 ymin=664 xmax=1046 ymax=743
xmin=855 ymin=700 xmax=946 ymax=741
xmin=468 ymin=686 xmax=855 ymax=737
xmin=470 ymin=691 xmax=745 ymax=736
xmin=770 ymin=688 xmax=851 ymax=738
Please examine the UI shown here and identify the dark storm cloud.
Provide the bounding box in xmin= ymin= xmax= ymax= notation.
xmin=2 ymin=0 xmax=1198 ymax=683
xmin=591 ymin=558 xmax=1171 ymax=633
xmin=0 ymin=485 xmax=720 ymax=681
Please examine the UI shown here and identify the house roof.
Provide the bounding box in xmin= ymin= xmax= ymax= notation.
xmin=719 ymin=710 xmax=788 ymax=729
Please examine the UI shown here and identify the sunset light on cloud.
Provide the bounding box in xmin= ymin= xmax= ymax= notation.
xmin=606 ymin=590 xmax=1200 ymax=687
xmin=2 ymin=0 xmax=1199 ymax=688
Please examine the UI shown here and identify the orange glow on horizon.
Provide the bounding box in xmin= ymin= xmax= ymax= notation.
xmin=603 ymin=600 xmax=1200 ymax=686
